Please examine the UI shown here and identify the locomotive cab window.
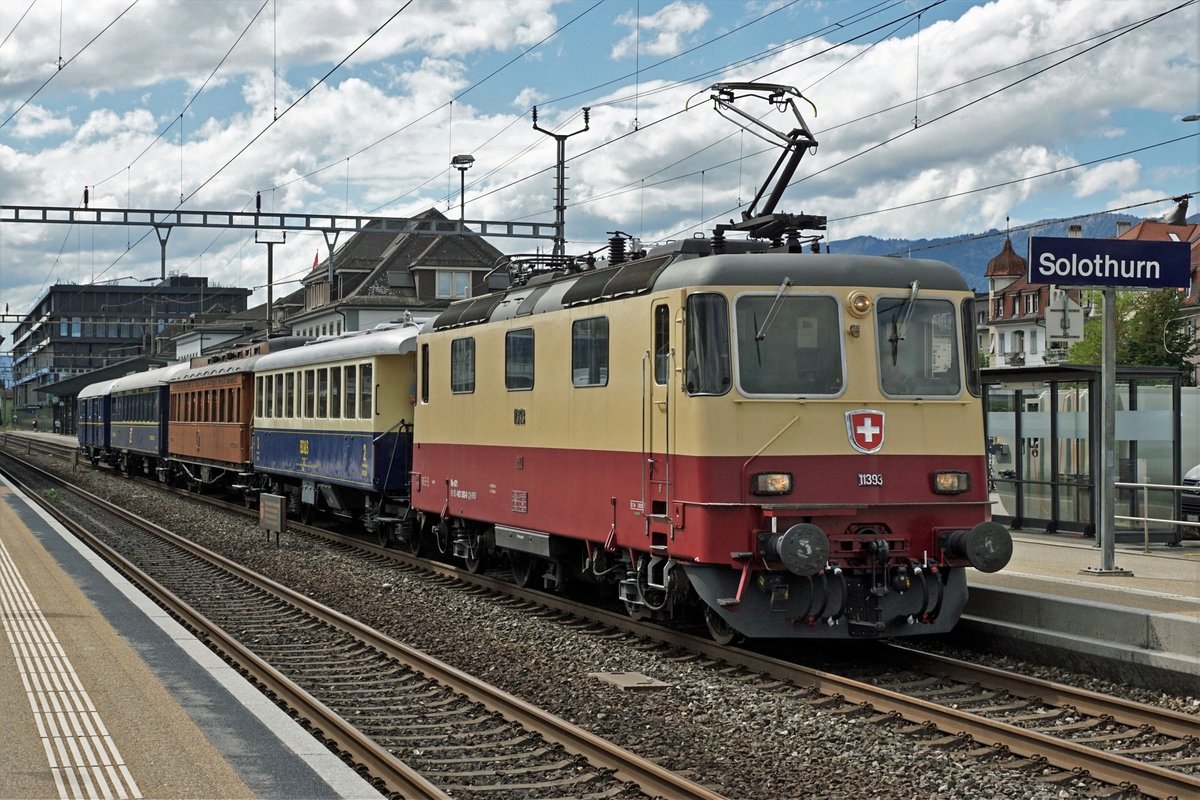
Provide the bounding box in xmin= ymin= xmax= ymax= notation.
xmin=876 ymin=296 xmax=961 ymax=397
xmin=572 ymin=317 xmax=608 ymax=387
xmin=735 ymin=294 xmax=842 ymax=396
xmin=685 ymin=294 xmax=731 ymax=395
xmin=653 ymin=304 xmax=670 ymax=385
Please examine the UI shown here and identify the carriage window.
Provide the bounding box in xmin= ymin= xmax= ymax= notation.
xmin=304 ymin=369 xmax=315 ymax=417
xmin=360 ymin=363 xmax=374 ymax=416
xmin=274 ymin=374 xmax=284 ymax=417
xmin=286 ymin=372 xmax=295 ymax=418
xmin=264 ymin=377 xmax=274 ymax=419
xmin=653 ymin=304 xmax=670 ymax=385
xmin=451 ymin=338 xmax=475 ymax=393
xmin=505 ymin=328 xmax=534 ymax=390
xmin=735 ymin=294 xmax=842 ymax=395
xmin=318 ymin=368 xmax=329 ymax=417
xmin=330 ymin=367 xmax=342 ymax=419
xmin=571 ymin=317 xmax=608 ymax=387
xmin=344 ymin=365 xmax=356 ymax=419
xmin=876 ymin=297 xmax=961 ymax=397
xmin=685 ymin=294 xmax=731 ymax=395
xmin=256 ymin=377 xmax=264 ymax=418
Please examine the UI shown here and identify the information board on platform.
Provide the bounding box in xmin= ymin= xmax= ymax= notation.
xmin=1028 ymin=236 xmax=1190 ymax=289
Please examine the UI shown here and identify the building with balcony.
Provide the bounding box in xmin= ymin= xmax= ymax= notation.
xmin=983 ymin=236 xmax=1077 ymax=368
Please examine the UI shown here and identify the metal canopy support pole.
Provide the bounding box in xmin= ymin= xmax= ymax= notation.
xmin=256 ymin=231 xmax=286 ymax=336
xmin=153 ymin=226 xmax=172 ymax=280
xmin=322 ymin=230 xmax=341 ymax=284
xmin=1085 ymin=287 xmax=1132 ymax=575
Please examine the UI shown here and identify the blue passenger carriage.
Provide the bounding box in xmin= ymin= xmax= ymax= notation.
xmin=251 ymin=323 xmax=419 ymax=535
xmin=108 ymin=363 xmax=190 ymax=475
xmin=77 ymin=378 xmax=118 ymax=463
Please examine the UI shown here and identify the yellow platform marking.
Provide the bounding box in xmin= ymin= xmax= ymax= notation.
xmin=0 ymin=538 xmax=142 ymax=800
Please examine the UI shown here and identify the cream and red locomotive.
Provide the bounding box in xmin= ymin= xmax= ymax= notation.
xmin=409 ymin=243 xmax=1011 ymax=641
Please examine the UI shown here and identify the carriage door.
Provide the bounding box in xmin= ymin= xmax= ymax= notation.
xmin=644 ymin=301 xmax=673 ymax=525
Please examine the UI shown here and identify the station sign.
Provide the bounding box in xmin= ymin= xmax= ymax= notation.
xmin=1028 ymin=236 xmax=1191 ymax=289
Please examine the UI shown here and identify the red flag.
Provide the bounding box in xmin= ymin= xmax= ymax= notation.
xmin=312 ymin=251 xmax=319 ymax=270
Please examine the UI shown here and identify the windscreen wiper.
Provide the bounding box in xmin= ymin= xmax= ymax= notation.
xmin=755 ymin=277 xmax=793 ymax=341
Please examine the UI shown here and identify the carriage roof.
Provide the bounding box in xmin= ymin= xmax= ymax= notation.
xmin=252 ymin=323 xmax=420 ymax=373
xmin=108 ymin=362 xmax=191 ymax=394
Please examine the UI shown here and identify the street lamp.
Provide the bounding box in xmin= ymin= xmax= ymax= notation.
xmin=451 ymin=154 xmax=475 ymax=221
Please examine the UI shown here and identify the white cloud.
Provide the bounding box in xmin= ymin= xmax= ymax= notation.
xmin=7 ymin=105 xmax=74 ymax=139
xmin=1072 ymin=160 xmax=1141 ymax=198
xmin=611 ymin=1 xmax=711 ymax=59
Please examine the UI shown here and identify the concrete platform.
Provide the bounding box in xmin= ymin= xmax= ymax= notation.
xmin=962 ymin=531 xmax=1200 ymax=692
xmin=0 ymin=473 xmax=379 ymax=799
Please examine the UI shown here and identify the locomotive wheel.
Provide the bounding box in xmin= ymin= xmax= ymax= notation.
xmin=704 ymin=606 xmax=743 ymax=646
xmin=463 ymin=547 xmax=488 ymax=574
xmin=622 ymin=600 xmax=649 ymax=621
xmin=509 ymin=552 xmax=541 ymax=588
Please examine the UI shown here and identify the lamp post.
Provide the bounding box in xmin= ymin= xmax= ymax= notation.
xmin=451 ymin=154 xmax=474 ymax=221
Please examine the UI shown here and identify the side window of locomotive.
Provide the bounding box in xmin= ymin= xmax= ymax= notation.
xmin=876 ymin=297 xmax=961 ymax=396
xmin=572 ymin=317 xmax=608 ymax=387
xmin=961 ymin=299 xmax=981 ymax=397
xmin=360 ymin=363 xmax=374 ymax=416
xmin=684 ymin=293 xmax=731 ymax=395
xmin=505 ymin=328 xmax=534 ymax=391
xmin=653 ymin=304 xmax=670 ymax=385
xmin=344 ymin=365 xmax=357 ymax=419
xmin=420 ymin=344 xmax=430 ymax=404
xmin=451 ymin=338 xmax=476 ymax=394
xmin=735 ymin=295 xmax=842 ymax=396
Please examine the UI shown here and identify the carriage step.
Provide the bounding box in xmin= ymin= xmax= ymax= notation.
xmin=373 ymin=516 xmax=403 ymax=524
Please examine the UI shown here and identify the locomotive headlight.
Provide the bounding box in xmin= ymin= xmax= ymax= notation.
xmin=932 ymin=470 xmax=970 ymax=494
xmin=752 ymin=472 xmax=792 ymax=495
xmin=847 ymin=291 xmax=872 ymax=317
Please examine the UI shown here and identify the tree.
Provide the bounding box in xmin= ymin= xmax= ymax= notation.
xmin=1067 ymin=289 xmax=1198 ymax=385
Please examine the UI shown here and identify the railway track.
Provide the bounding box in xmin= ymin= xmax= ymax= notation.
xmin=5 ymin=433 xmax=1200 ymax=798
xmin=0 ymin=444 xmax=724 ymax=800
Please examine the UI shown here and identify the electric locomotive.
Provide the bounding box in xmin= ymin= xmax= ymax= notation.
xmin=409 ymin=240 xmax=1012 ymax=641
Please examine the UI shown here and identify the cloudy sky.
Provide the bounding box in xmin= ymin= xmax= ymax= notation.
xmin=1 ymin=0 xmax=1197 ymax=344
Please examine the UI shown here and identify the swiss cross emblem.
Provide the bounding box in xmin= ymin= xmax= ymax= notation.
xmin=846 ymin=409 xmax=885 ymax=454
